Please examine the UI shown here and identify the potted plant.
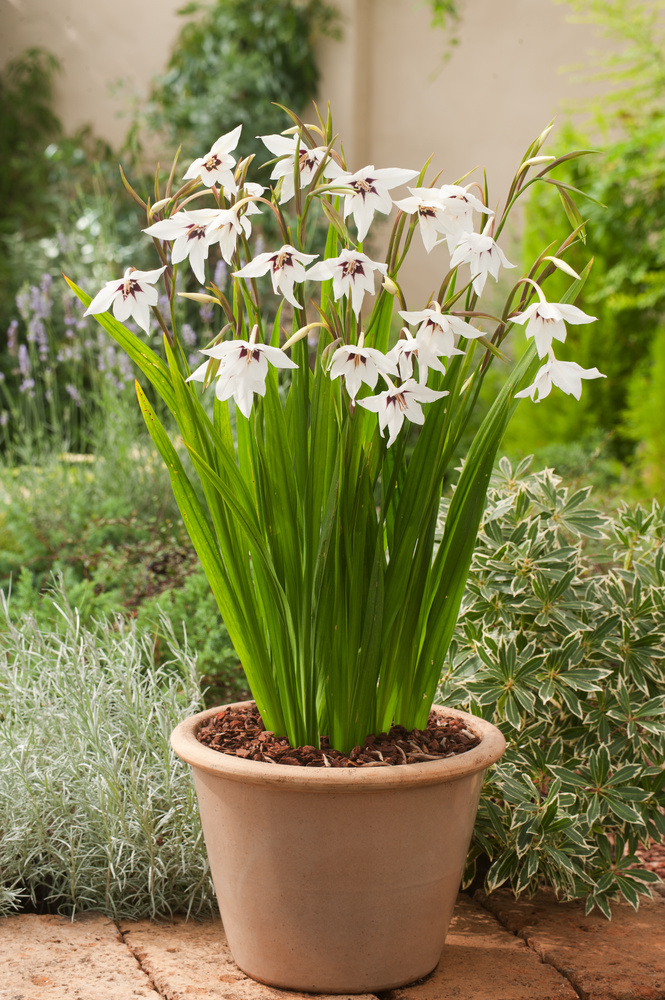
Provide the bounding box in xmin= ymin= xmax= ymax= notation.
xmin=67 ymin=107 xmax=602 ymax=993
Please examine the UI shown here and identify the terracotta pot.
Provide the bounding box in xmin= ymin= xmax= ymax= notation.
xmin=171 ymin=701 xmax=505 ymax=995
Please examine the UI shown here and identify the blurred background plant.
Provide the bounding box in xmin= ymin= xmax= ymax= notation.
xmin=503 ymin=0 xmax=665 ymax=497
xmin=140 ymin=0 xmax=340 ymax=182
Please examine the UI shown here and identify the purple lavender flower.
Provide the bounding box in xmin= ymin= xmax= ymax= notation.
xmin=181 ymin=323 xmax=197 ymax=347
xmin=118 ymin=354 xmax=132 ymax=384
xmin=213 ymin=258 xmax=228 ymax=289
xmin=65 ymin=384 xmax=83 ymax=407
xmin=16 ymin=290 xmax=29 ymax=322
xmin=18 ymin=343 xmax=31 ymax=377
xmin=6 ymin=319 xmax=18 ymax=355
xmin=199 ymin=301 xmax=214 ymax=325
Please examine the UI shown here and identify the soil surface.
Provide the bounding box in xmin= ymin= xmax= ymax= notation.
xmin=196 ymin=702 xmax=481 ymax=767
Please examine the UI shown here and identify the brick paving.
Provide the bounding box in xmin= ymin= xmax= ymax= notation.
xmin=0 ymin=889 xmax=663 ymax=1000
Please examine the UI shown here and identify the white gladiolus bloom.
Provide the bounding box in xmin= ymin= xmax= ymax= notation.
xmin=399 ymin=307 xmax=480 ymax=359
xmin=393 ymin=192 xmax=455 ymax=253
xmin=307 ymin=250 xmax=387 ymax=317
xmin=84 ymin=266 xmax=166 ymax=334
xmin=205 ymin=204 xmax=259 ymax=265
xmin=328 ymin=333 xmax=399 ymax=402
xmin=387 ymin=329 xmax=420 ymax=381
xmin=187 ymin=330 xmax=298 ymax=419
xmin=259 ymin=133 xmax=330 ymax=204
xmin=357 ymin=378 xmax=448 ymax=446
xmin=512 ymin=295 xmax=597 ymax=358
xmin=183 ymin=125 xmax=243 ymax=191
xmin=387 ymin=328 xmax=447 ymax=383
xmin=411 ymin=183 xmax=492 ymax=251
xmin=449 ymin=220 xmax=516 ymax=295
xmin=143 ymin=210 xmax=219 ymax=285
xmin=325 ymin=163 xmax=419 ymax=241
xmin=515 ymin=354 xmax=605 ymax=402
xmin=233 ymin=245 xmax=318 ymax=309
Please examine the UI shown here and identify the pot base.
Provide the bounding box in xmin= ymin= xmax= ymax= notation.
xmin=235 ymin=957 xmax=441 ymax=995
xmin=171 ymin=702 xmax=506 ymax=995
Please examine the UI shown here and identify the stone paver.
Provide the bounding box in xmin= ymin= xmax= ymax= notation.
xmin=478 ymin=888 xmax=665 ymax=1000
xmin=119 ymin=915 xmax=376 ymax=1000
xmin=0 ymin=911 xmax=159 ymax=1000
xmin=385 ymin=894 xmax=577 ymax=1000
xmin=4 ymin=889 xmax=665 ymax=999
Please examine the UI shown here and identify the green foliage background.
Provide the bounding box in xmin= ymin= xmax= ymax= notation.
xmin=144 ymin=0 xmax=340 ymax=181
xmin=505 ymin=1 xmax=665 ymax=496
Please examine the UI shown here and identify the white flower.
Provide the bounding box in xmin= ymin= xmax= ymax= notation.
xmin=143 ymin=210 xmax=218 ymax=284
xmin=387 ymin=328 xmax=447 ymax=383
xmin=233 ymin=245 xmax=318 ymax=310
xmin=399 ymin=307 xmax=480 ymax=361
xmin=307 ymin=250 xmax=387 ymax=317
xmin=512 ymin=295 xmax=597 ymax=358
xmin=325 ymin=164 xmax=419 ymax=242
xmin=236 ymin=181 xmax=265 ymax=213
xmin=205 ymin=206 xmax=253 ymax=265
xmin=387 ymin=329 xmax=419 ymax=380
xmin=328 ymin=333 xmax=398 ymax=402
xmin=449 ymin=220 xmax=516 ymax=295
xmin=515 ymin=355 xmax=605 ymax=402
xmin=392 ymin=192 xmax=455 ymax=253
xmin=411 ymin=184 xmax=492 ymax=251
xmin=183 ymin=125 xmax=243 ymax=191
xmin=84 ymin=266 xmax=166 ymax=334
xmin=357 ymin=378 xmax=448 ymax=446
xmin=259 ymin=134 xmax=330 ymax=204
xmin=187 ymin=331 xmax=298 ymax=418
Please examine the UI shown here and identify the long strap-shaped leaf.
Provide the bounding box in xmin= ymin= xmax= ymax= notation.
xmin=399 ymin=263 xmax=594 ymax=729
xmin=135 ymin=381 xmax=285 ymax=732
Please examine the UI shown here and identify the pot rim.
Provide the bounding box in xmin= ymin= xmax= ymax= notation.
xmin=170 ymin=701 xmax=506 ymax=791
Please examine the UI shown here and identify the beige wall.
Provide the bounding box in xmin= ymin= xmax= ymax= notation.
xmin=1 ymin=0 xmax=184 ymax=148
xmin=315 ymin=0 xmax=604 ymax=302
xmin=1 ymin=0 xmax=605 ymax=301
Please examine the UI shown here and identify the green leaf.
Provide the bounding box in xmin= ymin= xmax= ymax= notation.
xmin=604 ymin=794 xmax=644 ymax=825
xmin=134 ymin=381 xmax=284 ymax=731
xmin=486 ymin=849 xmax=518 ymax=891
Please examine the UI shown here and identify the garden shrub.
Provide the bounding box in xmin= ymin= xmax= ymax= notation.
xmin=438 ymin=457 xmax=665 ymax=916
xmin=0 ymin=590 xmax=213 ymax=918
xmin=505 ymin=2 xmax=665 ymax=491
xmin=0 ymin=408 xmax=196 ymax=630
xmin=506 ymin=115 xmax=665 ymax=474
xmin=136 ymin=569 xmax=249 ymax=705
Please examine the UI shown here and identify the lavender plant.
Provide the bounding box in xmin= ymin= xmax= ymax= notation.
xmin=1 ymin=271 xmax=135 ymax=457
xmin=68 ymin=106 xmax=604 ymax=753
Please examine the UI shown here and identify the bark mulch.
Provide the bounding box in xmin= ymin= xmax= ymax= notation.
xmin=196 ymin=702 xmax=481 ymax=767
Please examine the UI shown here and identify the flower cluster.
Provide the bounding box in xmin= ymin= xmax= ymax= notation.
xmin=83 ymin=122 xmax=604 ymax=448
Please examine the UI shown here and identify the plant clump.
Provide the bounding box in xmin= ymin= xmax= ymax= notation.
xmin=438 ymin=457 xmax=665 ymax=916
